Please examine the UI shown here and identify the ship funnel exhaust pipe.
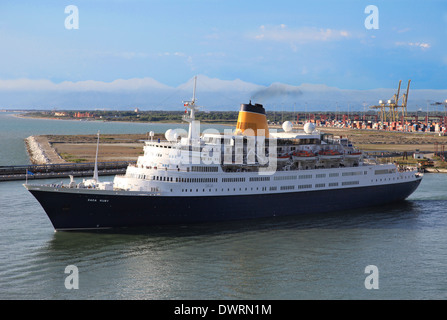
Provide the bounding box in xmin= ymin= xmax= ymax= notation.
xmin=235 ymin=102 xmax=270 ymax=137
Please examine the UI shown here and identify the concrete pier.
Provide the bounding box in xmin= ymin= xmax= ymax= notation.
xmin=0 ymin=161 xmax=134 ymax=182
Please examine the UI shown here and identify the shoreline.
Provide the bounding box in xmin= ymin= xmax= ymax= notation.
xmin=424 ymin=167 xmax=447 ymax=173
xmin=14 ymin=113 xmax=235 ymax=127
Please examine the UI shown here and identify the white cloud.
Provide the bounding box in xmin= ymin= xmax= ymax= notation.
xmin=204 ymin=33 xmax=220 ymax=40
xmin=395 ymin=42 xmax=431 ymax=49
xmin=161 ymin=52 xmax=187 ymax=57
xmin=159 ymin=52 xmax=187 ymax=57
xmin=0 ymin=78 xmax=171 ymax=92
xmin=0 ymin=79 xmax=56 ymax=91
xmin=1 ymin=76 xmax=446 ymax=110
xmin=114 ymin=52 xmax=148 ymax=59
xmin=397 ymin=28 xmax=411 ymax=34
xmin=90 ymin=51 xmax=148 ymax=60
xmin=253 ymin=25 xmax=351 ymax=43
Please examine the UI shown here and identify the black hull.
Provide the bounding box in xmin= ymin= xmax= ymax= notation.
xmin=28 ymin=179 xmax=422 ymax=231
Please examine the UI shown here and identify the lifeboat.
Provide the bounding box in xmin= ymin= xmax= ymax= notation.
xmin=318 ymin=149 xmax=343 ymax=160
xmin=277 ymin=154 xmax=291 ymax=163
xmin=344 ymin=151 xmax=363 ymax=160
xmin=292 ymin=150 xmax=317 ymax=161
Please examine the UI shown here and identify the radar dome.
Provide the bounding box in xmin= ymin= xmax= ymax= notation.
xmin=174 ymin=129 xmax=188 ymax=139
xmin=165 ymin=129 xmax=175 ymax=141
xmin=165 ymin=128 xmax=187 ymax=141
xmin=303 ymin=122 xmax=316 ymax=134
xmin=282 ymin=121 xmax=293 ymax=132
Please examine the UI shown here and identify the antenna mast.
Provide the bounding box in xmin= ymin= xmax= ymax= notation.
xmin=93 ymin=130 xmax=100 ymax=182
xmin=192 ymin=75 xmax=197 ymax=105
xmin=182 ymin=76 xmax=201 ymax=142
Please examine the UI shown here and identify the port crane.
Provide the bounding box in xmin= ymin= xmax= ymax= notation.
xmin=370 ymin=80 xmax=411 ymax=124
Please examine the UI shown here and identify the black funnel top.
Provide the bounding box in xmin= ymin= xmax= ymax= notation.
xmin=240 ymin=101 xmax=265 ymax=115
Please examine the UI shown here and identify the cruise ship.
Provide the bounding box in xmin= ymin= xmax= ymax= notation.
xmin=24 ymin=85 xmax=423 ymax=231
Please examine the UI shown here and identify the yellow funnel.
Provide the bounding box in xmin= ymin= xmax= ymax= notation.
xmin=234 ymin=102 xmax=269 ymax=137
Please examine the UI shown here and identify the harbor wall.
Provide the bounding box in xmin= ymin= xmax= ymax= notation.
xmin=25 ymin=135 xmax=65 ymax=165
xmin=0 ymin=162 xmax=133 ymax=182
xmin=25 ymin=136 xmax=50 ymax=164
xmin=424 ymin=168 xmax=447 ymax=174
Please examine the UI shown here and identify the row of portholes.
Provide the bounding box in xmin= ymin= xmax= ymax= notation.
xmin=371 ymin=175 xmax=411 ymax=183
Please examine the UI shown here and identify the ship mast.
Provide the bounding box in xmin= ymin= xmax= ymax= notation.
xmin=192 ymin=74 xmax=197 ymax=105
xmin=183 ymin=76 xmax=201 ymax=143
xmin=93 ymin=130 xmax=100 ymax=182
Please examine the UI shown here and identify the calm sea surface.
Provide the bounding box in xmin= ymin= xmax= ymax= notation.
xmin=1 ymin=112 xmax=447 ymax=300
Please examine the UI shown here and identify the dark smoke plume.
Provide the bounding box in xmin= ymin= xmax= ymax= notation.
xmin=250 ymin=83 xmax=303 ymax=103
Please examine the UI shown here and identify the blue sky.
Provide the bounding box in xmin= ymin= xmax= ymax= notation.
xmin=0 ymin=0 xmax=446 ymax=91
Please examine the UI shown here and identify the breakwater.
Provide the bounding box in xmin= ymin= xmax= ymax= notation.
xmin=0 ymin=161 xmax=134 ymax=182
xmin=25 ymin=135 xmax=65 ymax=164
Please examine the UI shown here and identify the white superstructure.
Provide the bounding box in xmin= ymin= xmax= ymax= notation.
xmin=110 ymin=105 xmax=421 ymax=197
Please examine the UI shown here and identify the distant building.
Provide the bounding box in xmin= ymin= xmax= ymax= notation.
xmin=413 ymin=151 xmax=424 ymax=159
xmin=74 ymin=112 xmax=93 ymax=118
xmin=134 ymin=108 xmax=140 ymax=113
xmin=54 ymin=112 xmax=67 ymax=117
